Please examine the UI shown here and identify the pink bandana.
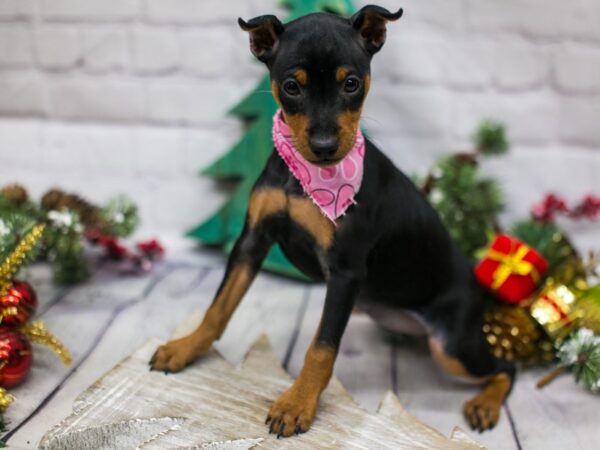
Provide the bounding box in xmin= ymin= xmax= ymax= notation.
xmin=272 ymin=110 xmax=365 ymax=224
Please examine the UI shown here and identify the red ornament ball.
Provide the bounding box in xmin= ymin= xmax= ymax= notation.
xmin=0 ymin=280 xmax=38 ymax=327
xmin=0 ymin=329 xmax=32 ymax=388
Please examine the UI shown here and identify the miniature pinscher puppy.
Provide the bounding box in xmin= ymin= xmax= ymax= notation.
xmin=151 ymin=5 xmax=515 ymax=437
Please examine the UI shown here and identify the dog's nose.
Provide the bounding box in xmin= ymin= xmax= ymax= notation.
xmin=309 ymin=136 xmax=338 ymax=158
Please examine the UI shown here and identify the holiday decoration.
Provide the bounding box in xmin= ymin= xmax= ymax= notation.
xmin=531 ymin=193 xmax=600 ymax=223
xmin=0 ymin=184 xmax=158 ymax=285
xmin=19 ymin=321 xmax=72 ymax=366
xmin=421 ymin=121 xmax=508 ymax=260
xmin=40 ymin=335 xmax=484 ymax=449
xmin=0 ymin=280 xmax=37 ymax=327
xmin=537 ymin=328 xmax=600 ymax=392
xmin=0 ymin=329 xmax=32 ymax=388
xmin=188 ymin=0 xmax=358 ymax=279
xmin=510 ymin=220 xmax=578 ymax=275
xmin=483 ymin=304 xmax=553 ymax=364
xmin=0 ymin=223 xmax=45 ymax=295
xmin=529 ymin=283 xmax=579 ymax=342
xmin=475 ymin=234 xmax=548 ymax=304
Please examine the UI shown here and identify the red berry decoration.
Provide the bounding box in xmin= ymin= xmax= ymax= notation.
xmin=0 ymin=280 xmax=38 ymax=327
xmin=0 ymin=329 xmax=32 ymax=388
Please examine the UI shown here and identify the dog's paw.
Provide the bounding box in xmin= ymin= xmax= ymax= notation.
xmin=149 ymin=336 xmax=204 ymax=373
xmin=463 ymin=394 xmax=501 ymax=432
xmin=266 ymin=387 xmax=319 ymax=438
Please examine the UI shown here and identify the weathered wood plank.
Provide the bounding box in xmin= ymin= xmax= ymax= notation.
xmin=38 ymin=336 xmax=484 ymax=449
xmin=507 ymin=367 xmax=600 ymax=450
xmin=391 ymin=337 xmax=518 ymax=450
xmin=12 ymin=266 xmax=308 ymax=448
xmin=3 ymin=269 xmax=162 ymax=447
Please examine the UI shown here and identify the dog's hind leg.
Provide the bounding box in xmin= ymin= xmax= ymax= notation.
xmin=150 ymin=188 xmax=286 ymax=372
xmin=428 ymin=322 xmax=515 ymax=432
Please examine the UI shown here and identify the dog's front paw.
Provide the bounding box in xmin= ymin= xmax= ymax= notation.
xmin=149 ymin=336 xmax=206 ymax=373
xmin=463 ymin=394 xmax=501 ymax=432
xmin=266 ymin=386 xmax=319 ymax=438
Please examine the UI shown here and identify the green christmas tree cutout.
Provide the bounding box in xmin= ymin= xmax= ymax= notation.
xmin=187 ymin=0 xmax=357 ymax=279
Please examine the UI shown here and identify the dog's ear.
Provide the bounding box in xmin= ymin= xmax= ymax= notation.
xmin=351 ymin=5 xmax=403 ymax=56
xmin=238 ymin=15 xmax=284 ymax=63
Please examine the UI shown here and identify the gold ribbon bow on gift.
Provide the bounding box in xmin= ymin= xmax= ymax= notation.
xmin=488 ymin=243 xmax=540 ymax=290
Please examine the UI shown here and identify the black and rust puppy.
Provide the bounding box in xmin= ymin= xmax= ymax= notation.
xmin=151 ymin=5 xmax=515 ymax=437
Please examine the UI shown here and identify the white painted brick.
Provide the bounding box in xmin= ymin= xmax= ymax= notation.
xmin=558 ymin=97 xmax=600 ymax=147
xmin=441 ymin=38 xmax=495 ymax=90
xmin=41 ymin=0 xmax=140 ymax=22
xmin=466 ymin=0 xmax=565 ymax=38
xmin=146 ymin=80 xmax=248 ymax=126
xmin=131 ymin=27 xmax=179 ymax=74
xmin=181 ymin=125 xmax=240 ymax=176
xmin=493 ymin=38 xmax=548 ymax=90
xmin=0 ymin=120 xmax=41 ymax=169
xmin=484 ymin=147 xmax=599 ymax=226
xmin=359 ymin=0 xmax=463 ymax=30
xmin=81 ymin=28 xmax=129 ymax=73
xmin=365 ymin=83 xmax=452 ymax=138
xmin=0 ymin=25 xmax=33 ymax=67
xmin=0 ymin=72 xmax=46 ymax=116
xmin=131 ymin=126 xmax=184 ymax=176
xmin=34 ymin=27 xmax=81 ymax=70
xmin=455 ymin=91 xmax=559 ymax=145
xmin=0 ymin=0 xmax=36 ymax=20
xmin=144 ymin=0 xmax=251 ymax=24
xmin=179 ymin=28 xmax=238 ymax=78
xmin=376 ymin=32 xmax=445 ymax=85
xmin=48 ymin=78 xmax=145 ymax=122
xmin=553 ymin=44 xmax=600 ymax=94
xmin=39 ymin=122 xmax=137 ymax=176
xmin=566 ymin=0 xmax=600 ymax=41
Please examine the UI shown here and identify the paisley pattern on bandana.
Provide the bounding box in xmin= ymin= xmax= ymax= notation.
xmin=272 ymin=110 xmax=365 ymax=224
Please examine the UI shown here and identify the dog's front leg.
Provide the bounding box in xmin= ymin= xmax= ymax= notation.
xmin=150 ymin=188 xmax=285 ymax=372
xmin=267 ymin=270 xmax=359 ymax=438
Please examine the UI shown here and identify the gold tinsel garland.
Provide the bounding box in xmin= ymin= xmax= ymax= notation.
xmin=0 ymin=223 xmax=46 ymax=295
xmin=19 ymin=320 xmax=72 ymax=366
xmin=0 ymin=387 xmax=14 ymax=410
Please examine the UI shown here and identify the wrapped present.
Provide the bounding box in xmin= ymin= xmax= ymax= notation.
xmin=529 ymin=283 xmax=579 ymax=342
xmin=476 ymin=234 xmax=548 ymax=304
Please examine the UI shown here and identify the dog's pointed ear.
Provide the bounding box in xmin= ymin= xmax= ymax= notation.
xmin=238 ymin=15 xmax=284 ymax=63
xmin=351 ymin=5 xmax=403 ymax=56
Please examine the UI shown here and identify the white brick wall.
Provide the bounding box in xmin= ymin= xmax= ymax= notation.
xmin=0 ymin=0 xmax=598 ymax=253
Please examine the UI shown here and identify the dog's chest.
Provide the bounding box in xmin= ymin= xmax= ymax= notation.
xmin=276 ymin=195 xmax=336 ymax=280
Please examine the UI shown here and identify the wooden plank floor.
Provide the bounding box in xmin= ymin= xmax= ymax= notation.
xmin=4 ymin=251 xmax=599 ymax=449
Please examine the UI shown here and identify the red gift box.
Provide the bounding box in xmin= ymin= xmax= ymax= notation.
xmin=475 ymin=234 xmax=548 ymax=304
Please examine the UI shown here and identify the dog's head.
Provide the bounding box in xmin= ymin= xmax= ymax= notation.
xmin=239 ymin=5 xmax=402 ymax=166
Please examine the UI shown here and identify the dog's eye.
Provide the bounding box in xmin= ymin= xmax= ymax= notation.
xmin=344 ymin=77 xmax=360 ymax=93
xmin=283 ymin=80 xmax=301 ymax=96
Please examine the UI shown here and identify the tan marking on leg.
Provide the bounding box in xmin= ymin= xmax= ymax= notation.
xmin=294 ymin=69 xmax=307 ymax=86
xmin=247 ymin=188 xmax=287 ymax=228
xmin=429 ymin=337 xmax=486 ymax=382
xmin=283 ymin=113 xmax=312 ymax=161
xmin=464 ymin=373 xmax=512 ymax=431
xmin=267 ymin=340 xmax=336 ymax=437
xmin=271 ymin=80 xmax=281 ymax=107
xmin=336 ymin=110 xmax=362 ymax=159
xmin=151 ymin=264 xmax=253 ymax=372
xmin=429 ymin=337 xmax=512 ymax=431
xmin=336 ymin=66 xmax=349 ymax=82
xmin=289 ymin=196 xmax=335 ymax=249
